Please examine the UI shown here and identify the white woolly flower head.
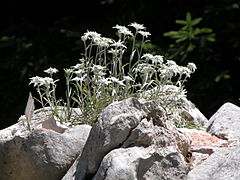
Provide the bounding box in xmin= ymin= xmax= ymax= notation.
xmin=135 ymin=63 xmax=155 ymax=74
xmin=72 ymin=77 xmax=81 ymax=82
xmin=74 ymin=69 xmax=85 ymax=76
xmin=108 ymin=77 xmax=125 ymax=86
xmin=30 ymin=76 xmax=55 ymax=87
xmin=29 ymin=76 xmax=43 ymax=87
xmin=81 ymin=31 xmax=101 ymax=41
xmin=94 ymin=37 xmax=113 ymax=47
xmin=113 ymin=25 xmax=133 ymax=36
xmin=141 ymin=54 xmax=163 ymax=64
xmin=64 ymin=68 xmax=74 ymax=75
xmin=98 ymin=78 xmax=111 ymax=86
xmin=91 ymin=64 xmax=106 ymax=72
xmin=180 ymin=67 xmax=192 ymax=77
xmin=152 ymin=55 xmax=164 ymax=64
xmin=123 ymin=76 xmax=134 ymax=82
xmin=166 ymin=60 xmax=177 ymax=66
xmin=142 ymin=53 xmax=154 ymax=61
xmin=42 ymin=77 xmax=55 ymax=86
xmin=138 ymin=31 xmax=151 ymax=37
xmin=111 ymin=40 xmax=127 ymax=49
xmin=72 ymin=63 xmax=85 ymax=70
xmin=108 ymin=48 xmax=121 ymax=55
xmin=129 ymin=22 xmax=146 ymax=31
xmin=72 ymin=74 xmax=87 ymax=83
xmin=187 ymin=62 xmax=197 ymax=73
xmin=44 ymin=67 xmax=58 ymax=75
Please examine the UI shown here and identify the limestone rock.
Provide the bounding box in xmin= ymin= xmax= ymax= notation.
xmin=182 ymin=108 xmax=208 ymax=128
xmin=189 ymin=152 xmax=209 ymax=170
xmin=178 ymin=128 xmax=228 ymax=148
xmin=186 ymin=145 xmax=240 ymax=180
xmin=0 ymin=107 xmax=91 ymax=180
xmin=207 ymin=102 xmax=240 ymax=140
xmin=63 ymin=98 xmax=190 ymax=180
xmin=94 ymin=146 xmax=187 ymax=180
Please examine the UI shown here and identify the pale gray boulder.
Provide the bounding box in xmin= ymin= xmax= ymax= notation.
xmin=189 ymin=152 xmax=209 ymax=170
xmin=0 ymin=125 xmax=91 ymax=180
xmin=186 ymin=145 xmax=240 ymax=180
xmin=182 ymin=108 xmax=208 ymax=129
xmin=0 ymin=107 xmax=91 ymax=180
xmin=63 ymin=98 xmax=190 ymax=180
xmin=93 ymin=119 xmax=188 ymax=180
xmin=207 ymin=102 xmax=240 ymax=140
xmin=94 ymin=146 xmax=187 ymax=180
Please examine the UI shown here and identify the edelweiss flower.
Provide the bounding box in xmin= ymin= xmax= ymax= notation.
xmin=168 ymin=65 xmax=181 ymax=76
xmin=142 ymin=54 xmax=163 ymax=64
xmin=44 ymin=67 xmax=58 ymax=74
xmin=74 ymin=69 xmax=85 ymax=76
xmin=136 ymin=63 xmax=155 ymax=74
xmin=129 ymin=22 xmax=146 ymax=31
xmin=138 ymin=31 xmax=151 ymax=37
xmin=187 ymin=62 xmax=197 ymax=73
xmin=142 ymin=53 xmax=154 ymax=61
xmin=29 ymin=76 xmax=43 ymax=87
xmin=72 ymin=74 xmax=87 ymax=83
xmin=81 ymin=31 xmax=101 ymax=41
xmin=72 ymin=63 xmax=85 ymax=70
xmin=123 ymin=76 xmax=134 ymax=82
xmin=166 ymin=60 xmax=177 ymax=66
xmin=108 ymin=77 xmax=125 ymax=86
xmin=91 ymin=64 xmax=106 ymax=71
xmin=160 ymin=63 xmax=181 ymax=78
xmin=111 ymin=40 xmax=127 ymax=49
xmin=108 ymin=48 xmax=121 ymax=55
xmin=30 ymin=76 xmax=55 ymax=87
xmin=42 ymin=77 xmax=54 ymax=86
xmin=98 ymin=78 xmax=111 ymax=85
xmin=113 ymin=25 xmax=133 ymax=36
xmin=152 ymin=55 xmax=164 ymax=64
xmin=94 ymin=37 xmax=113 ymax=47
xmin=72 ymin=77 xmax=81 ymax=82
xmin=181 ymin=67 xmax=191 ymax=77
xmin=64 ymin=68 xmax=74 ymax=75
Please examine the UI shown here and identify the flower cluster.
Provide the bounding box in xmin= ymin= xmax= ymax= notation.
xmin=29 ymin=22 xmax=196 ymax=126
xmin=29 ymin=76 xmax=55 ymax=87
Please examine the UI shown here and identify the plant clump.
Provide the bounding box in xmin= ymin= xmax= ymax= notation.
xmin=29 ymin=22 xmax=196 ymax=126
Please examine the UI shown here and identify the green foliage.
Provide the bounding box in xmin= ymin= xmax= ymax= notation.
xmin=164 ymin=12 xmax=215 ymax=62
xmin=215 ymin=71 xmax=231 ymax=83
xmin=183 ymin=120 xmax=201 ymax=130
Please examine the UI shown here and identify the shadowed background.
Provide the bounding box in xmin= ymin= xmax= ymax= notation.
xmin=0 ymin=0 xmax=240 ymax=129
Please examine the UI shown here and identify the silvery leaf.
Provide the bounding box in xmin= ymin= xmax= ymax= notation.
xmin=24 ymin=92 xmax=35 ymax=131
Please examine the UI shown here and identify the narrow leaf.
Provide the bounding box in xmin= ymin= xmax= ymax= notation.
xmin=24 ymin=92 xmax=35 ymax=131
xmin=186 ymin=12 xmax=192 ymax=22
xmin=176 ymin=20 xmax=187 ymax=25
xmin=130 ymin=50 xmax=136 ymax=62
xmin=191 ymin=17 xmax=202 ymax=26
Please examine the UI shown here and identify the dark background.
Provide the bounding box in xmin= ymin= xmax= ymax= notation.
xmin=0 ymin=0 xmax=240 ymax=129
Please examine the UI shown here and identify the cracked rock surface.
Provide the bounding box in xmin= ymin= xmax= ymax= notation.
xmin=207 ymin=102 xmax=240 ymax=141
xmin=186 ymin=145 xmax=240 ymax=180
xmin=63 ymin=98 xmax=190 ymax=180
xmin=0 ymin=108 xmax=91 ymax=180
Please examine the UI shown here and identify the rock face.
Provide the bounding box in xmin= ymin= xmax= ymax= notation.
xmin=186 ymin=145 xmax=240 ymax=180
xmin=63 ymin=98 xmax=190 ymax=180
xmin=185 ymin=102 xmax=240 ymax=180
xmin=5 ymin=99 xmax=240 ymax=180
xmin=207 ymin=102 xmax=240 ymax=140
xmin=182 ymin=108 xmax=208 ymax=129
xmin=94 ymin=146 xmax=187 ymax=180
xmin=0 ymin=108 xmax=91 ymax=180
